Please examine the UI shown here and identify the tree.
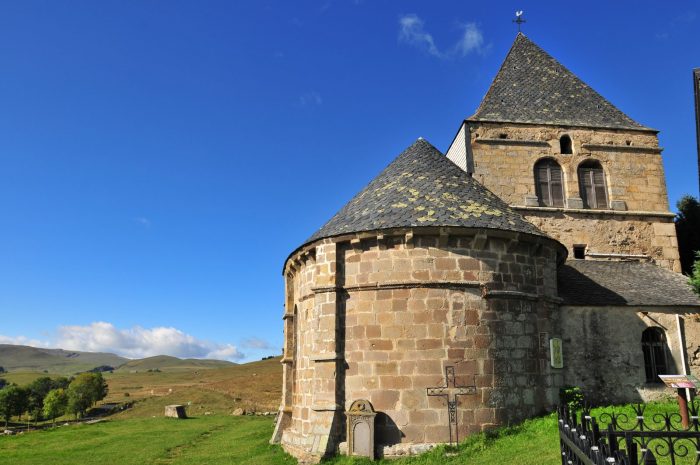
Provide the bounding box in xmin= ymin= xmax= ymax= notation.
xmin=66 ymin=373 xmax=108 ymax=419
xmin=0 ymin=385 xmax=27 ymax=427
xmin=52 ymin=377 xmax=70 ymax=390
xmin=42 ymin=389 xmax=67 ymax=426
xmin=27 ymin=377 xmax=56 ymax=423
xmin=676 ymin=195 xmax=700 ymax=274
xmin=0 ymin=379 xmax=6 ymax=389
xmin=690 ymin=252 xmax=700 ymax=296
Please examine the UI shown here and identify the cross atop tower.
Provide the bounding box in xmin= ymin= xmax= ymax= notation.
xmin=513 ymin=10 xmax=526 ymax=32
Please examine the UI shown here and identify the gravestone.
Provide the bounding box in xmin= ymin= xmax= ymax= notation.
xmin=164 ymin=404 xmax=187 ymax=419
xmin=346 ymin=399 xmax=377 ymax=459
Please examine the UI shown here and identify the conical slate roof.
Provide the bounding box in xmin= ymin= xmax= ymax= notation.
xmin=470 ymin=33 xmax=651 ymax=131
xmin=306 ymin=138 xmax=546 ymax=243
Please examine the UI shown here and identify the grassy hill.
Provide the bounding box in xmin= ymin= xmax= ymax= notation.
xmin=106 ymin=356 xmax=282 ymax=414
xmin=116 ymin=355 xmax=235 ymax=372
xmin=0 ymin=344 xmax=128 ymax=375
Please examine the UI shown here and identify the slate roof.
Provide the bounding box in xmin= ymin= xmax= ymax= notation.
xmin=470 ymin=33 xmax=652 ymax=131
xmin=305 ymin=138 xmax=548 ymax=244
xmin=558 ymin=260 xmax=700 ymax=307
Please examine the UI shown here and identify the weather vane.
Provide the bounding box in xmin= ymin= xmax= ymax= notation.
xmin=513 ymin=10 xmax=526 ymax=32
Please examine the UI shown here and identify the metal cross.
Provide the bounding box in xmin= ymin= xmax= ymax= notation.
xmin=513 ymin=10 xmax=526 ymax=32
xmin=426 ymin=366 xmax=477 ymax=445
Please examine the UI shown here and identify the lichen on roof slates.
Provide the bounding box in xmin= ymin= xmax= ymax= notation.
xmin=305 ymin=138 xmax=546 ymax=244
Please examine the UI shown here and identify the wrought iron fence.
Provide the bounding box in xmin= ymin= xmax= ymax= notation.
xmin=558 ymin=401 xmax=700 ymax=465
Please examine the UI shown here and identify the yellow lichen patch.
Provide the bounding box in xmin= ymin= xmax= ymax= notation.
xmin=392 ymin=202 xmax=408 ymax=208
xmin=414 ymin=205 xmax=426 ymax=211
xmin=417 ymin=210 xmax=437 ymax=222
xmin=442 ymin=192 xmax=459 ymax=202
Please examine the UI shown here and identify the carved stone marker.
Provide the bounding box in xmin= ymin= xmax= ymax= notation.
xmin=346 ymin=399 xmax=376 ymax=459
xmin=164 ymin=404 xmax=187 ymax=419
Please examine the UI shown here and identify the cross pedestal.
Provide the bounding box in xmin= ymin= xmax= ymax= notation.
xmin=426 ymin=366 xmax=477 ymax=445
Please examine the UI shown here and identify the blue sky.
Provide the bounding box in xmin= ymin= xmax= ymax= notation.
xmin=0 ymin=1 xmax=698 ymax=362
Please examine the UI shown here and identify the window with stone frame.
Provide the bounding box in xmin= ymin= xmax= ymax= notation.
xmin=641 ymin=327 xmax=668 ymax=383
xmin=578 ymin=160 xmax=608 ymax=209
xmin=534 ymin=158 xmax=565 ymax=207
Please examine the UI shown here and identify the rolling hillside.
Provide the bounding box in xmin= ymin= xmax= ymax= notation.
xmin=116 ymin=355 xmax=235 ymax=372
xmin=0 ymin=344 xmax=128 ymax=375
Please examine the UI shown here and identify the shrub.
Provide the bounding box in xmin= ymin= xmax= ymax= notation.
xmin=559 ymin=386 xmax=584 ymax=411
xmin=690 ymin=252 xmax=700 ymax=296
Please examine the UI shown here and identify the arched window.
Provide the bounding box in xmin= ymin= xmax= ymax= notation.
xmin=578 ymin=160 xmax=608 ymax=209
xmin=534 ymin=159 xmax=564 ymax=207
xmin=560 ymin=135 xmax=573 ymax=154
xmin=641 ymin=327 xmax=668 ymax=383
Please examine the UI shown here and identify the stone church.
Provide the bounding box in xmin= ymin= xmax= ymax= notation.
xmin=271 ymin=33 xmax=700 ymax=461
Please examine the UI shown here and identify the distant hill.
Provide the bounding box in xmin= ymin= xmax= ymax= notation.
xmin=0 ymin=344 xmax=128 ymax=375
xmin=116 ymin=355 xmax=236 ymax=372
xmin=0 ymin=345 xmax=237 ymax=376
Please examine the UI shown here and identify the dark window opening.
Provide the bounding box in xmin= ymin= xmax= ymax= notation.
xmin=578 ymin=160 xmax=608 ymax=209
xmin=534 ymin=159 xmax=565 ymax=207
xmin=642 ymin=327 xmax=668 ymax=383
xmin=560 ymin=135 xmax=573 ymax=154
xmin=573 ymin=245 xmax=586 ymax=259
xmin=498 ymin=133 xmax=508 ymax=139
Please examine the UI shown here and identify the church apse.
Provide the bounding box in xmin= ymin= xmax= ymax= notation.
xmin=273 ymin=139 xmax=568 ymax=461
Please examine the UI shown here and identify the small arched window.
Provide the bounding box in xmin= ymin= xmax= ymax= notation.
xmin=560 ymin=135 xmax=573 ymax=154
xmin=641 ymin=327 xmax=668 ymax=383
xmin=578 ymin=160 xmax=608 ymax=209
xmin=534 ymin=159 xmax=564 ymax=207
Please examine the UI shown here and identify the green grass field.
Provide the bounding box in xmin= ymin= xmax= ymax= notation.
xmin=0 ymin=416 xmax=295 ymax=465
xmin=1 ymin=356 xmax=692 ymax=465
xmin=0 ymin=402 xmax=694 ymax=465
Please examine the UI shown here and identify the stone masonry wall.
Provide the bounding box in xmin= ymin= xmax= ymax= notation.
xmin=559 ymin=307 xmax=700 ymax=404
xmin=277 ymin=228 xmax=564 ymax=460
xmin=456 ymin=122 xmax=668 ymax=212
xmin=445 ymin=121 xmax=680 ymax=271
xmin=521 ymin=211 xmax=681 ymax=272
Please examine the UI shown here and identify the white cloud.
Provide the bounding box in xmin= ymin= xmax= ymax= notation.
xmin=399 ymin=14 xmax=442 ymax=57
xmin=299 ymin=91 xmax=323 ymax=106
xmin=241 ymin=337 xmax=274 ymax=350
xmin=134 ymin=217 xmax=151 ymax=229
xmin=454 ymin=22 xmax=485 ymax=56
xmin=398 ymin=14 xmax=486 ymax=59
xmin=52 ymin=322 xmax=244 ymax=361
xmin=0 ymin=334 xmax=50 ymax=348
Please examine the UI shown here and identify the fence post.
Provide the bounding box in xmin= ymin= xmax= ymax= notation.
xmin=625 ymin=434 xmax=638 ymax=465
xmin=607 ymin=424 xmax=618 ymax=454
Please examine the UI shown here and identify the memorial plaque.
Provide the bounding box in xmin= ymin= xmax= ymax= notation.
xmin=550 ymin=338 xmax=563 ymax=369
xmin=346 ymin=399 xmax=376 ymax=459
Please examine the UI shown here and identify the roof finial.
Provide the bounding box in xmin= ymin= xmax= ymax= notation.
xmin=513 ymin=10 xmax=526 ymax=33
